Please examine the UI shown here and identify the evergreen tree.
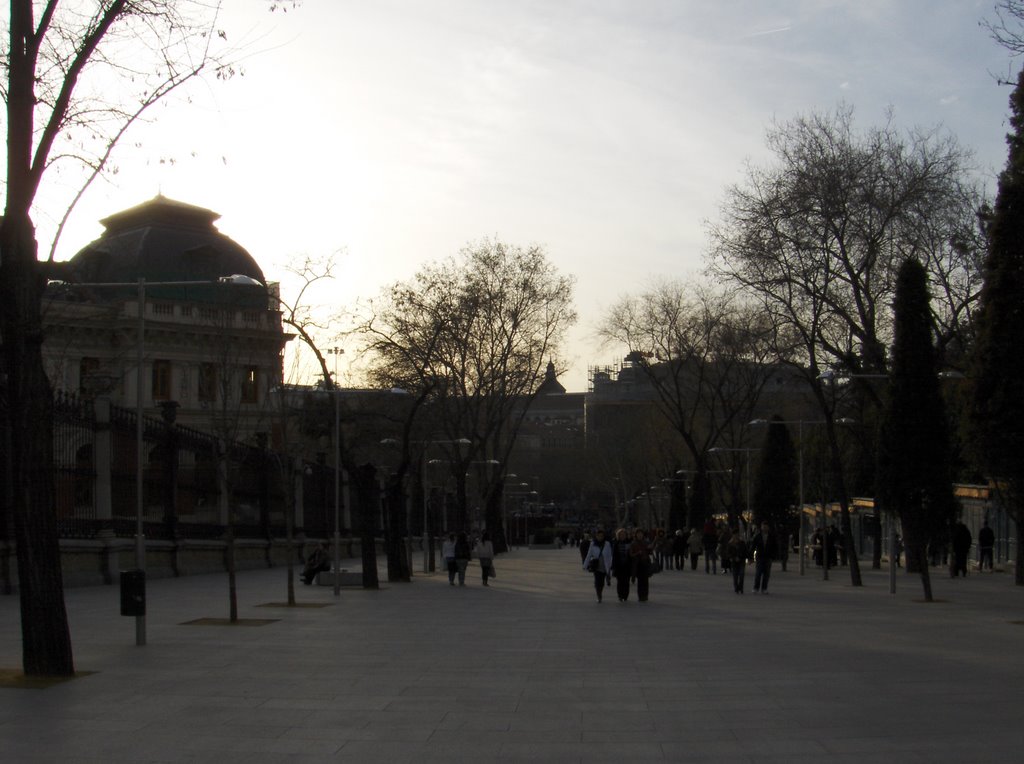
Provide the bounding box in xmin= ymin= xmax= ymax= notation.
xmin=879 ymin=260 xmax=957 ymax=601
xmin=968 ymin=70 xmax=1024 ymax=585
xmin=752 ymin=416 xmax=798 ymax=532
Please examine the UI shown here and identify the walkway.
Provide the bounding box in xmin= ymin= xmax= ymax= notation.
xmin=0 ymin=549 xmax=1021 ymax=762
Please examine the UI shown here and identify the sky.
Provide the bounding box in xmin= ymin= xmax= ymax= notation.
xmin=32 ymin=0 xmax=1020 ymax=392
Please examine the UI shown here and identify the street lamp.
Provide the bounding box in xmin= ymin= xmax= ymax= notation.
xmin=53 ymin=273 xmax=260 ymax=646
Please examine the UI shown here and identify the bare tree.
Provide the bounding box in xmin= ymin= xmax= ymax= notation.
xmin=1 ymin=0 xmax=246 ymax=676
xmin=599 ymin=281 xmax=776 ymax=527
xmin=360 ymin=238 xmax=576 ymax=551
xmin=708 ymin=106 xmax=985 ymax=586
xmin=983 ymin=1 xmax=1024 ymax=62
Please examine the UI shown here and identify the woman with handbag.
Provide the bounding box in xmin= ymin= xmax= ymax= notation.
xmin=473 ymin=532 xmax=496 ymax=586
xmin=582 ymin=529 xmax=613 ymax=602
xmin=629 ymin=528 xmax=654 ymax=602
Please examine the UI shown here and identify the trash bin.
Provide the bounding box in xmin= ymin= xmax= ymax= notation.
xmin=120 ymin=569 xmax=146 ymax=616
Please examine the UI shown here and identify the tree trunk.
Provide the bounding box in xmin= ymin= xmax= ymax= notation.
xmin=1015 ymin=516 xmax=1024 ymax=586
xmin=284 ymin=460 xmax=296 ymax=606
xmin=225 ymin=526 xmax=237 ymax=622
xmin=910 ymin=540 xmax=933 ymax=601
xmin=355 ymin=464 xmax=379 ymax=589
xmin=485 ymin=489 xmax=507 ymax=554
xmin=827 ymin=430 xmax=862 ymax=586
xmin=0 ymin=217 xmax=75 ymax=676
xmin=872 ymin=510 xmax=882 ymax=570
xmin=384 ymin=475 xmax=411 ymax=582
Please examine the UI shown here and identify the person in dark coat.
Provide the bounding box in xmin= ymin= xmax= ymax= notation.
xmin=671 ymin=530 xmax=687 ymax=571
xmin=750 ymin=521 xmax=779 ymax=594
xmin=629 ymin=528 xmax=654 ymax=602
xmin=978 ymin=521 xmax=995 ymax=572
xmin=726 ymin=529 xmax=748 ymax=594
xmin=951 ymin=521 xmax=972 ymax=578
xmin=611 ymin=528 xmax=633 ymax=602
xmin=302 ymin=541 xmax=330 ymax=585
xmin=453 ymin=532 xmax=472 ymax=585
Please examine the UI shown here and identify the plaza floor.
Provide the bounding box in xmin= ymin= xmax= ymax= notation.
xmin=0 ymin=548 xmax=1021 ymax=763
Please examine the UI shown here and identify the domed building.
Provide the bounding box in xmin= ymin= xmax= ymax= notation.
xmin=44 ymin=195 xmax=291 ymax=439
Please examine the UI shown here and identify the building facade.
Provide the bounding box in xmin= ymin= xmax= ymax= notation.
xmin=43 ymin=195 xmax=290 ymax=442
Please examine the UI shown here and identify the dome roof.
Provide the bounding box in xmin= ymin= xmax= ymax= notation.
xmin=66 ymin=195 xmax=267 ymax=305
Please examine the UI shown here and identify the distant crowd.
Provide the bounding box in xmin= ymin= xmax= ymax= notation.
xmin=577 ymin=521 xmax=783 ymax=602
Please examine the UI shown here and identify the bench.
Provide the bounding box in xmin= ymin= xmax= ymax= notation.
xmin=315 ymin=569 xmax=363 ymax=587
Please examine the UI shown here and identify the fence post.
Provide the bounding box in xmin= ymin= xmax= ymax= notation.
xmin=94 ymin=396 xmax=113 ymax=527
xmin=293 ymin=456 xmax=305 ymax=529
xmin=159 ymin=401 xmax=180 ymax=538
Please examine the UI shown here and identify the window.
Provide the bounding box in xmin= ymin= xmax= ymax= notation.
xmin=198 ymin=363 xmax=217 ymax=403
xmin=241 ymin=366 xmax=258 ymax=404
xmin=152 ymin=360 xmax=171 ymax=401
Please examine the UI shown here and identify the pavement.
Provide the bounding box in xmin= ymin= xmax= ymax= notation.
xmin=0 ymin=548 xmax=1022 ymax=763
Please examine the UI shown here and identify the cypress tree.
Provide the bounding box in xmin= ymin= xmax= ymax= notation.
xmin=753 ymin=416 xmax=798 ymax=533
xmin=879 ymin=260 xmax=956 ymax=601
xmin=969 ymin=70 xmax=1024 ymax=585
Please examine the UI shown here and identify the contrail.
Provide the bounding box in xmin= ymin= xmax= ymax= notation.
xmin=740 ymin=25 xmax=792 ymax=39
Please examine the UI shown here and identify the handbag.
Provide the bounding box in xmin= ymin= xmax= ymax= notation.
xmin=586 ymin=558 xmax=600 ymax=573
xmin=649 ymin=557 xmax=663 ymax=575
xmin=487 ymin=563 xmax=497 ymax=578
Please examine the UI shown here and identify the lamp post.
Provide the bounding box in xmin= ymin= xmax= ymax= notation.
xmin=502 ymin=474 xmax=519 ymax=549
xmin=54 ymin=273 xmax=259 ymax=646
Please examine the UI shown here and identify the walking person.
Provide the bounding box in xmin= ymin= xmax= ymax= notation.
xmin=629 ymin=528 xmax=654 ymax=602
xmin=582 ymin=529 xmax=613 ymax=602
xmin=687 ymin=528 xmax=702 ymax=570
xmin=579 ymin=532 xmax=592 ymax=564
xmin=979 ymin=520 xmax=995 ymax=572
xmin=653 ymin=528 xmax=672 ymax=571
xmin=718 ymin=524 xmax=734 ymax=576
xmin=672 ymin=529 xmax=687 ymax=571
xmin=474 ymin=532 xmax=495 ymax=586
xmin=442 ymin=533 xmax=458 ymax=586
xmin=453 ymin=532 xmax=472 ymax=586
xmin=751 ymin=521 xmax=779 ymax=594
xmin=702 ymin=519 xmax=718 ymax=574
xmin=611 ymin=528 xmax=633 ymax=602
xmin=727 ymin=528 xmax=748 ymax=593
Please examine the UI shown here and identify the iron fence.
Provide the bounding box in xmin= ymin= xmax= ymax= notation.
xmin=47 ymin=392 xmax=335 ymax=541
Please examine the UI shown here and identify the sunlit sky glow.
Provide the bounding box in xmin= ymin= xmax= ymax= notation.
xmin=33 ymin=0 xmax=1017 ymax=392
